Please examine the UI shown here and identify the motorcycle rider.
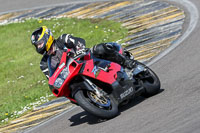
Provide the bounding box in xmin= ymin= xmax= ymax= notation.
xmin=31 ymin=26 xmax=135 ymax=79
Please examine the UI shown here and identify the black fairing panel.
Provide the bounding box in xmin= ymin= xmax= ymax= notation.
xmin=111 ymin=71 xmax=135 ymax=104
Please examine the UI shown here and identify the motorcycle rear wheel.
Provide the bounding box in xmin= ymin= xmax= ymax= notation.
xmin=137 ymin=62 xmax=161 ymax=97
xmin=74 ymin=90 xmax=118 ymax=119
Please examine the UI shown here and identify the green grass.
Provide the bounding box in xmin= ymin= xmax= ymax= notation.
xmin=0 ymin=17 xmax=128 ymax=125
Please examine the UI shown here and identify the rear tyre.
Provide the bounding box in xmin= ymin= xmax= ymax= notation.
xmin=74 ymin=90 xmax=118 ymax=119
xmin=137 ymin=62 xmax=161 ymax=97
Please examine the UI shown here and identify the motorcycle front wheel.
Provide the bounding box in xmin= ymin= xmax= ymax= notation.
xmin=74 ymin=90 xmax=118 ymax=119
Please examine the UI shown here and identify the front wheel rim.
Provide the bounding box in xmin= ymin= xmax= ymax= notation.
xmin=87 ymin=91 xmax=111 ymax=108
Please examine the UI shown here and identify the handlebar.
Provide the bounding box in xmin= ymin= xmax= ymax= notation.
xmin=73 ymin=48 xmax=90 ymax=60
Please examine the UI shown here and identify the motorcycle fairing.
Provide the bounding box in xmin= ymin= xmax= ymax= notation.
xmin=81 ymin=58 xmax=121 ymax=85
xmin=49 ymin=51 xmax=68 ymax=85
xmin=110 ymin=69 xmax=135 ymax=103
xmin=48 ymin=50 xmax=135 ymax=103
xmin=49 ymin=51 xmax=82 ymax=97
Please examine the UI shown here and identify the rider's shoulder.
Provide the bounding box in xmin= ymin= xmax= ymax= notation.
xmin=58 ymin=34 xmax=72 ymax=40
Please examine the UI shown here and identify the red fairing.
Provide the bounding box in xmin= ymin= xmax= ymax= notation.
xmin=48 ymin=50 xmax=121 ymax=99
xmin=49 ymin=51 xmax=68 ymax=86
xmin=84 ymin=52 xmax=91 ymax=60
xmin=49 ymin=59 xmax=82 ymax=97
xmin=58 ymin=62 xmax=82 ymax=97
xmin=82 ymin=60 xmax=121 ymax=84
xmin=48 ymin=49 xmax=81 ymax=97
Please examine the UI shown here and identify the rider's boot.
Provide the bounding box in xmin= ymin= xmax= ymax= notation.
xmin=123 ymin=50 xmax=135 ymax=69
xmin=111 ymin=50 xmax=135 ymax=69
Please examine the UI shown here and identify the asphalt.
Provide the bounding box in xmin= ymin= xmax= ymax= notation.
xmin=0 ymin=0 xmax=109 ymax=14
xmin=1 ymin=0 xmax=200 ymax=133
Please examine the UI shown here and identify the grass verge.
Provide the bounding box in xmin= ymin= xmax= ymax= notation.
xmin=0 ymin=17 xmax=128 ymax=126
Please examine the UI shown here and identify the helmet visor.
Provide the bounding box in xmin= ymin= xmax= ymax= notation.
xmin=35 ymin=39 xmax=46 ymax=54
xmin=36 ymin=40 xmax=45 ymax=49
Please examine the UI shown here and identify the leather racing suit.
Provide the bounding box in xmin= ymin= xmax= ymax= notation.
xmin=40 ymin=34 xmax=85 ymax=79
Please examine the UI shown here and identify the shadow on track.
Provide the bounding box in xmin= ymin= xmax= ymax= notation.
xmin=69 ymin=89 xmax=164 ymax=126
xmin=69 ymin=111 xmax=106 ymax=126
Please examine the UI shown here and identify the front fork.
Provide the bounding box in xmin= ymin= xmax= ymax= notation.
xmin=81 ymin=76 xmax=103 ymax=98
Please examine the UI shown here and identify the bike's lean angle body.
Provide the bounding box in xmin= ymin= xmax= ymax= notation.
xmin=49 ymin=46 xmax=160 ymax=119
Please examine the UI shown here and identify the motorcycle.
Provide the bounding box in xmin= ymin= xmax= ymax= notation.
xmin=48 ymin=47 xmax=160 ymax=119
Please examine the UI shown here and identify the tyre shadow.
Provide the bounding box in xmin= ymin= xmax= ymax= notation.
xmin=69 ymin=89 xmax=164 ymax=126
xmin=69 ymin=111 xmax=106 ymax=126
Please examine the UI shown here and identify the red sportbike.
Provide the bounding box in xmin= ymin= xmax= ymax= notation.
xmin=49 ymin=48 xmax=160 ymax=119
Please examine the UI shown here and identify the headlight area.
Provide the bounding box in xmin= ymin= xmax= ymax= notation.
xmin=54 ymin=67 xmax=69 ymax=88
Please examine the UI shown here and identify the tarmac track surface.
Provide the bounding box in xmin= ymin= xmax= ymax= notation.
xmin=0 ymin=0 xmax=108 ymax=14
xmin=1 ymin=0 xmax=200 ymax=133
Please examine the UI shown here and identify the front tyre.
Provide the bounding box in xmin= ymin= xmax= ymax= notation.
xmin=74 ymin=90 xmax=118 ymax=119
